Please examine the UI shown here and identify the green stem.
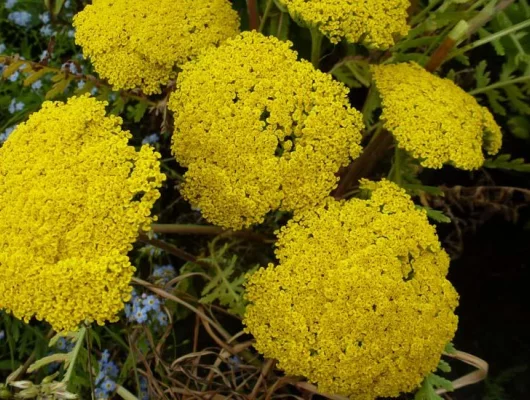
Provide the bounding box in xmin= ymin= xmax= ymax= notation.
xmin=259 ymin=0 xmax=274 ymax=32
xmin=410 ymin=0 xmax=443 ymax=26
xmin=449 ymin=18 xmax=530 ymax=60
xmin=63 ymin=327 xmax=86 ymax=385
xmin=388 ymin=147 xmax=405 ymax=185
xmin=116 ymin=385 xmax=139 ymax=400
xmin=310 ymin=28 xmax=324 ymax=68
xmin=85 ymin=328 xmax=96 ymax=400
xmin=469 ymin=75 xmax=530 ymax=95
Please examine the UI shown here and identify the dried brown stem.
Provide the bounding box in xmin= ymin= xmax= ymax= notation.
xmin=333 ymin=129 xmax=394 ymax=199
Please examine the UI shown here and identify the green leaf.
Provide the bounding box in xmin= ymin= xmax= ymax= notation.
xmin=133 ymin=101 xmax=149 ymax=123
xmin=508 ymin=116 xmax=530 ymax=139
xmin=415 ymin=373 xmax=454 ymax=400
xmin=484 ymin=154 xmax=530 ymax=172
xmin=416 ymin=206 xmax=451 ymax=223
xmin=444 ymin=342 xmax=457 ymax=354
xmin=23 ymin=67 xmax=53 ymax=87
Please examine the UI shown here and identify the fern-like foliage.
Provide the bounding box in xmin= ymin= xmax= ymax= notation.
xmin=484 ymin=154 xmax=530 ymax=172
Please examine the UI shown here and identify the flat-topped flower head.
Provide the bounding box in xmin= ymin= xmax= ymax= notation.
xmin=372 ymin=62 xmax=502 ymax=169
xmin=279 ymin=0 xmax=410 ymax=48
xmin=169 ymin=31 xmax=363 ymax=230
xmin=73 ymin=0 xmax=240 ymax=94
xmin=244 ymin=180 xmax=459 ymax=399
xmin=0 ymin=95 xmax=166 ymax=332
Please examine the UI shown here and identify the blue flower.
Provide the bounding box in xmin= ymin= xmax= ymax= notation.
xmin=0 ymin=330 xmax=5 ymax=341
xmin=77 ymin=80 xmax=86 ymax=90
xmin=31 ymin=80 xmax=42 ymax=90
xmin=104 ymin=361 xmax=119 ymax=379
xmin=134 ymin=307 xmax=148 ymax=324
xmin=8 ymin=99 xmax=24 ymax=114
xmin=39 ymin=13 xmax=50 ymax=24
xmin=40 ymin=25 xmax=54 ymax=37
xmin=0 ymin=44 xmax=6 ymax=54
xmin=0 ymin=126 xmax=16 ymax=143
xmin=100 ymin=349 xmax=111 ymax=364
xmin=141 ymin=133 xmax=160 ymax=145
xmin=40 ymin=50 xmax=49 ymax=61
xmin=62 ymin=62 xmax=78 ymax=74
xmin=8 ymin=11 xmax=32 ymax=27
xmin=101 ymin=378 xmax=116 ymax=392
xmin=5 ymin=0 xmax=17 ymax=9
xmin=152 ymin=265 xmax=176 ymax=284
xmin=156 ymin=311 xmax=168 ymax=327
xmin=94 ymin=387 xmax=109 ymax=400
xmin=67 ymin=29 xmax=75 ymax=38
xmin=8 ymin=71 xmax=20 ymax=82
xmin=90 ymin=87 xmax=98 ymax=95
xmin=142 ymin=295 xmax=161 ymax=313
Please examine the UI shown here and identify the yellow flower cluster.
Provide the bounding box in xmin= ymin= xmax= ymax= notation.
xmin=169 ymin=31 xmax=363 ymax=230
xmin=0 ymin=95 xmax=165 ymax=332
xmin=244 ymin=180 xmax=458 ymax=399
xmin=279 ymin=0 xmax=410 ymax=48
xmin=73 ymin=0 xmax=240 ymax=94
xmin=372 ymin=62 xmax=502 ymax=169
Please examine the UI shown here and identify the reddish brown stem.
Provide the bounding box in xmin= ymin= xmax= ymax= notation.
xmin=247 ymin=0 xmax=260 ymax=30
xmin=333 ymin=130 xmax=394 ymax=199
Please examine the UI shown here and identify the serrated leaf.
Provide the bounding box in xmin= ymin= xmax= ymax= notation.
xmin=438 ymin=359 xmax=451 ymax=373
xmin=503 ymin=84 xmax=530 ymax=114
xmin=444 ymin=342 xmax=457 ymax=354
xmin=484 ymin=154 xmax=530 ymax=172
xmin=479 ymin=28 xmax=505 ymax=56
xmin=507 ymin=116 xmax=530 ymax=139
xmin=416 ymin=206 xmax=451 ymax=223
xmin=415 ymin=373 xmax=453 ymax=400
xmin=133 ymin=101 xmax=149 ymax=123
xmin=475 ymin=60 xmax=491 ymax=88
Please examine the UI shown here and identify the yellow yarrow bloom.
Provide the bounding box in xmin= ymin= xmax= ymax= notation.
xmin=73 ymin=0 xmax=240 ymax=94
xmin=372 ymin=62 xmax=502 ymax=169
xmin=279 ymin=0 xmax=410 ymax=48
xmin=0 ymin=95 xmax=166 ymax=332
xmin=244 ymin=180 xmax=459 ymax=399
xmin=169 ymin=31 xmax=363 ymax=230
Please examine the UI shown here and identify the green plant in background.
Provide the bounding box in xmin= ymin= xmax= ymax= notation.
xmin=1 ymin=0 xmax=529 ymax=399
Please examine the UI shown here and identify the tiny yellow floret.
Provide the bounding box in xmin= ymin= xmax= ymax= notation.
xmin=0 ymin=95 xmax=166 ymax=332
xmin=372 ymin=62 xmax=502 ymax=169
xmin=279 ymin=0 xmax=410 ymax=48
xmin=244 ymin=180 xmax=459 ymax=399
xmin=73 ymin=0 xmax=240 ymax=94
xmin=169 ymin=31 xmax=364 ymax=230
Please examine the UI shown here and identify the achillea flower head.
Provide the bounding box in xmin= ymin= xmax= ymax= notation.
xmin=279 ymin=0 xmax=410 ymax=48
xmin=244 ymin=180 xmax=459 ymax=399
xmin=0 ymin=95 xmax=165 ymax=332
xmin=169 ymin=31 xmax=363 ymax=230
xmin=372 ymin=62 xmax=502 ymax=169
xmin=73 ymin=0 xmax=240 ymax=94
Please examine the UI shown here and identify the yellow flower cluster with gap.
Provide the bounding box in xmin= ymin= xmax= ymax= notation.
xmin=0 ymin=95 xmax=166 ymax=332
xmin=168 ymin=31 xmax=364 ymax=230
xmin=244 ymin=180 xmax=459 ymax=399
xmin=73 ymin=0 xmax=240 ymax=94
xmin=372 ymin=62 xmax=502 ymax=169
xmin=279 ymin=0 xmax=410 ymax=48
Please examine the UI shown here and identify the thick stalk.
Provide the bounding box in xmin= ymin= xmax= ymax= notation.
xmin=310 ymin=28 xmax=324 ymax=68
xmin=150 ymin=224 xmax=271 ymax=242
xmin=333 ymin=129 xmax=394 ymax=199
xmin=425 ymin=0 xmax=516 ymax=72
xmin=247 ymin=0 xmax=260 ymax=30
xmin=116 ymin=385 xmax=139 ymax=400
